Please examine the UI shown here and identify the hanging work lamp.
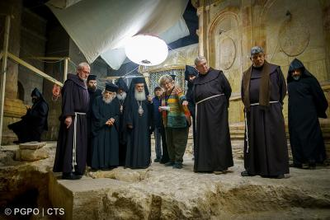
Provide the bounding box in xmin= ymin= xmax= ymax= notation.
xmin=125 ymin=35 xmax=168 ymax=66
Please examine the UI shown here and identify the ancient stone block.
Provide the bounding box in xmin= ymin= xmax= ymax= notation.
xmin=19 ymin=142 xmax=47 ymax=150
xmin=18 ymin=148 xmax=49 ymax=161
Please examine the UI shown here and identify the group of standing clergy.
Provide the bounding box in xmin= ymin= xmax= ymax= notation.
xmin=53 ymin=45 xmax=328 ymax=180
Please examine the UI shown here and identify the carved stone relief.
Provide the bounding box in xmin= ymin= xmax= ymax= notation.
xmin=218 ymin=36 xmax=236 ymax=70
xmin=279 ymin=18 xmax=310 ymax=57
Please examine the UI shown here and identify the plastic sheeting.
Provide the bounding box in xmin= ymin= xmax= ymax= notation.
xmin=47 ymin=0 xmax=82 ymax=9
xmin=47 ymin=0 xmax=189 ymax=69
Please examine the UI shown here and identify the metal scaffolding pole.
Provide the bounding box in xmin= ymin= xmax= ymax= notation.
xmin=0 ymin=15 xmax=11 ymax=147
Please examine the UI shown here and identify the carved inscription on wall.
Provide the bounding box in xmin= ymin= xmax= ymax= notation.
xmin=279 ymin=18 xmax=310 ymax=57
xmin=219 ymin=36 xmax=236 ymax=70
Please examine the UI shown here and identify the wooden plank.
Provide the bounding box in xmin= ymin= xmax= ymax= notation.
xmin=26 ymin=56 xmax=67 ymax=61
xmin=8 ymin=52 xmax=63 ymax=87
xmin=0 ymin=15 xmax=11 ymax=147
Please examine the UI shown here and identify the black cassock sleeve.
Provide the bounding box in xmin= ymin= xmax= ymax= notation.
xmin=219 ymin=71 xmax=232 ymax=107
xmin=309 ymin=77 xmax=328 ymax=118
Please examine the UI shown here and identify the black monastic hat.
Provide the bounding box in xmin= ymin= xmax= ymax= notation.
xmin=105 ymin=83 xmax=118 ymax=92
xmin=133 ymin=77 xmax=146 ymax=84
xmin=115 ymin=78 xmax=129 ymax=92
xmin=87 ymin=74 xmax=97 ymax=82
xmin=184 ymin=65 xmax=198 ymax=81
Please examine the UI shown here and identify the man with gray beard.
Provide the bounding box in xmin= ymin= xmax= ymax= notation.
xmin=53 ymin=62 xmax=90 ymax=179
xmin=91 ymin=83 xmax=120 ymax=170
xmin=123 ymin=77 xmax=153 ymax=169
xmin=115 ymin=78 xmax=129 ymax=166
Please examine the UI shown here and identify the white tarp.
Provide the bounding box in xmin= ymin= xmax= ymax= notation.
xmin=47 ymin=0 xmax=82 ymax=9
xmin=47 ymin=0 xmax=189 ymax=69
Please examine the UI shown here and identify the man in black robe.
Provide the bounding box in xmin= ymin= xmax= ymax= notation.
xmin=91 ymin=83 xmax=120 ymax=170
xmin=123 ymin=77 xmax=153 ymax=169
xmin=185 ymin=65 xmax=198 ymax=156
xmin=86 ymin=74 xmax=102 ymax=166
xmin=287 ymin=58 xmax=328 ymax=169
xmin=8 ymin=88 xmax=49 ymax=143
xmin=53 ymin=62 xmax=90 ymax=180
xmin=115 ymin=77 xmax=129 ymax=166
xmin=241 ymin=46 xmax=289 ymax=178
xmin=193 ymin=56 xmax=233 ymax=174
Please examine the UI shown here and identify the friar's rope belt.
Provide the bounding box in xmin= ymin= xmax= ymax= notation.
xmin=244 ymin=101 xmax=279 ymax=153
xmin=72 ymin=112 xmax=86 ymax=172
xmin=195 ymin=93 xmax=224 ymax=129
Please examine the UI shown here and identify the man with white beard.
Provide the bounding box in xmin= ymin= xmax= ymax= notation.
xmin=115 ymin=78 xmax=129 ymax=166
xmin=90 ymin=83 xmax=120 ymax=170
xmin=123 ymin=77 xmax=153 ymax=169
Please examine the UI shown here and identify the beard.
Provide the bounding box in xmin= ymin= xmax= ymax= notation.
xmin=103 ymin=95 xmax=114 ymax=104
xmin=293 ymin=76 xmax=301 ymax=81
xmin=135 ymin=90 xmax=146 ymax=101
xmin=117 ymin=92 xmax=127 ymax=101
xmin=88 ymin=85 xmax=96 ymax=91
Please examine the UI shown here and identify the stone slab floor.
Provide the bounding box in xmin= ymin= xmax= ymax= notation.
xmin=0 ymin=141 xmax=330 ymax=220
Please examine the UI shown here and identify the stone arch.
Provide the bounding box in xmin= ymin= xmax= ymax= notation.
xmin=207 ymin=10 xmax=242 ymax=92
xmin=207 ymin=11 xmax=240 ymax=70
xmin=259 ymin=0 xmax=323 ymax=63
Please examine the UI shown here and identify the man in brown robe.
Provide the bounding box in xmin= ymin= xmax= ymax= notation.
xmin=53 ymin=62 xmax=90 ymax=180
xmin=193 ymin=56 xmax=233 ymax=174
xmin=241 ymin=46 xmax=289 ymax=179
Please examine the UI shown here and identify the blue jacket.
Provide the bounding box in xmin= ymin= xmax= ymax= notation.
xmin=152 ymin=97 xmax=162 ymax=128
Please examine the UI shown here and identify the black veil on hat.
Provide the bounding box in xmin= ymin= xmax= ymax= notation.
xmin=31 ymin=88 xmax=42 ymax=98
xmin=287 ymin=58 xmax=328 ymax=119
xmin=115 ymin=78 xmax=129 ymax=92
xmin=105 ymin=83 xmax=118 ymax=92
xmin=123 ymin=77 xmax=149 ymax=129
xmin=184 ymin=65 xmax=198 ymax=81
xmin=287 ymin=58 xmax=313 ymax=83
xmin=31 ymin=88 xmax=46 ymax=103
xmin=87 ymin=74 xmax=97 ymax=82
xmin=127 ymin=77 xmax=149 ymax=97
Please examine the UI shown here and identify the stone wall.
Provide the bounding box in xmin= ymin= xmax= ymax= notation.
xmin=19 ymin=9 xmax=47 ymax=105
xmin=194 ymin=0 xmax=330 ymax=156
xmin=43 ymin=20 xmax=70 ymax=141
xmin=0 ymin=0 xmax=26 ymax=145
xmin=195 ymin=0 xmax=330 ymax=124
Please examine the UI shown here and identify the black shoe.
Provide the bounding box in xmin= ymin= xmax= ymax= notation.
xmin=214 ymin=170 xmax=228 ymax=175
xmin=154 ymin=158 xmax=161 ymax=162
xmin=241 ymin=170 xmax=254 ymax=177
xmin=62 ymin=172 xmax=82 ymax=180
xmin=302 ymin=163 xmax=309 ymax=169
xmin=276 ymin=174 xmax=285 ymax=179
xmin=164 ymin=161 xmax=174 ymax=167
xmin=309 ymin=163 xmax=316 ymax=170
xmin=160 ymin=159 xmax=169 ymax=164
xmin=173 ymin=162 xmax=182 ymax=169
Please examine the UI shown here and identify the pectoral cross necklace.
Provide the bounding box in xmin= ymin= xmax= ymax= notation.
xmin=137 ymin=101 xmax=144 ymax=116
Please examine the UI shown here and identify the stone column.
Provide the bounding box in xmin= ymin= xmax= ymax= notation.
xmin=322 ymin=1 xmax=330 ymax=77
xmin=0 ymin=0 xmax=26 ymax=144
xmin=0 ymin=0 xmax=22 ymax=99
xmin=196 ymin=6 xmax=205 ymax=57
